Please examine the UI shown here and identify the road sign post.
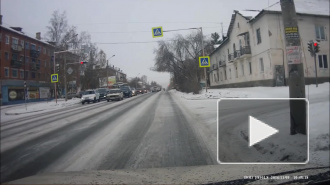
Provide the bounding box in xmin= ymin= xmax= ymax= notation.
xmin=280 ymin=0 xmax=306 ymax=135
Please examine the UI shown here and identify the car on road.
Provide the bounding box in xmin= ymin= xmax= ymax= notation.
xmin=131 ymin=88 xmax=137 ymax=96
xmin=81 ymin=90 xmax=100 ymax=104
xmin=120 ymin=86 xmax=132 ymax=97
xmin=106 ymin=89 xmax=123 ymax=101
xmin=136 ymin=88 xmax=143 ymax=94
xmin=97 ymin=88 xmax=108 ymax=100
xmin=78 ymin=91 xmax=88 ymax=98
xmin=144 ymin=89 xmax=148 ymax=93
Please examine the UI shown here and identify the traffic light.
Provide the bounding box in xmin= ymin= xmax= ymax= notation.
xmin=56 ymin=64 xmax=60 ymax=72
xmin=314 ymin=42 xmax=320 ymax=54
xmin=307 ymin=41 xmax=314 ymax=57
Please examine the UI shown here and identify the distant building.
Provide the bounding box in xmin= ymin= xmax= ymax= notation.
xmin=1 ymin=20 xmax=55 ymax=105
xmin=209 ymin=8 xmax=329 ymax=88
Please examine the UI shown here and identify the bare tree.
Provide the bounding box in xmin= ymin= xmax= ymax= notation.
xmin=153 ymin=31 xmax=208 ymax=93
xmin=46 ymin=10 xmax=68 ymax=46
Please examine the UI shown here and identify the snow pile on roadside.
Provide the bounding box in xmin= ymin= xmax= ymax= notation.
xmin=173 ymin=83 xmax=329 ymax=100
xmin=4 ymin=98 xmax=82 ymax=115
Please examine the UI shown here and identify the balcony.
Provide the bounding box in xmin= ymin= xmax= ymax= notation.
xmin=11 ymin=44 xmax=23 ymax=53
xmin=11 ymin=60 xmax=22 ymax=68
xmin=30 ymin=49 xmax=40 ymax=58
xmin=228 ymin=46 xmax=252 ymax=62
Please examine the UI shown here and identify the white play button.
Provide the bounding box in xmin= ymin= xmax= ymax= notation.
xmin=249 ymin=116 xmax=279 ymax=147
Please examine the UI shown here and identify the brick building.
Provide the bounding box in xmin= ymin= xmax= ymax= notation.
xmin=0 ymin=23 xmax=55 ymax=105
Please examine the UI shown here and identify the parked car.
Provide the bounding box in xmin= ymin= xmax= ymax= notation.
xmin=81 ymin=90 xmax=100 ymax=104
xmin=106 ymin=89 xmax=123 ymax=101
xmin=131 ymin=88 xmax=137 ymax=96
xmin=144 ymin=89 xmax=148 ymax=93
xmin=120 ymin=86 xmax=132 ymax=97
xmin=61 ymin=92 xmax=77 ymax=99
xmin=78 ymin=91 xmax=87 ymax=98
xmin=97 ymin=88 xmax=108 ymax=100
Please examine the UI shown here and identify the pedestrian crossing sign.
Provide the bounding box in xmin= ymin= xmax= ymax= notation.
xmin=152 ymin=26 xmax=163 ymax=38
xmin=51 ymin=74 xmax=58 ymax=83
xmin=199 ymin=56 xmax=210 ymax=67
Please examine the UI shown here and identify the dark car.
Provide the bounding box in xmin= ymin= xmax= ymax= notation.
xmin=120 ymin=86 xmax=132 ymax=97
xmin=97 ymin=88 xmax=108 ymax=100
xmin=136 ymin=88 xmax=144 ymax=94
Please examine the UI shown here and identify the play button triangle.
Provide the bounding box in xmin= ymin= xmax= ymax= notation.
xmin=249 ymin=116 xmax=279 ymax=147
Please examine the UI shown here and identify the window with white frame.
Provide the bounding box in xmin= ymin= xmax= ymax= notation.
xmin=5 ymin=35 xmax=9 ymax=44
xmin=12 ymin=37 xmax=18 ymax=45
xmin=12 ymin=68 xmax=18 ymax=78
xmin=260 ymin=58 xmax=264 ymax=73
xmin=20 ymin=70 xmax=24 ymax=79
xmin=5 ymin=67 xmax=9 ymax=77
xmin=241 ymin=62 xmax=244 ymax=76
xmin=21 ymin=40 xmax=24 ymax=48
xmin=315 ymin=25 xmax=326 ymax=40
xmin=256 ymin=28 xmax=262 ymax=44
xmin=318 ymin=55 xmax=328 ymax=68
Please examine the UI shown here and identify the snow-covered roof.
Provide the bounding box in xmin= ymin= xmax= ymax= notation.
xmin=0 ymin=24 xmax=55 ymax=47
xmin=213 ymin=44 xmax=220 ymax=49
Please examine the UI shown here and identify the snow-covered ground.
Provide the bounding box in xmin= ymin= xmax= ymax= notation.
xmin=170 ymin=83 xmax=329 ymax=166
xmin=1 ymin=98 xmax=81 ymax=122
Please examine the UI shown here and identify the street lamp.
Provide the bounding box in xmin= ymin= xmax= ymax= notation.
xmin=107 ymin=55 xmax=115 ymax=88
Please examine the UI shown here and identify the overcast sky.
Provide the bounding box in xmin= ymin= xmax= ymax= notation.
xmin=1 ymin=0 xmax=281 ymax=87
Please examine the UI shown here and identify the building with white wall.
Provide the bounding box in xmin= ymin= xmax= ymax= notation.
xmin=209 ymin=8 xmax=329 ymax=88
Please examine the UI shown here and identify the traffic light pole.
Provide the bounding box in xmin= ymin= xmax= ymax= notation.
xmin=314 ymin=54 xmax=318 ymax=87
xmin=280 ymin=0 xmax=306 ymax=135
xmin=53 ymin=51 xmax=57 ymax=104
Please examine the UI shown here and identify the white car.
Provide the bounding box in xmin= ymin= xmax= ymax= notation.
xmin=106 ymin=89 xmax=124 ymax=101
xmin=81 ymin=90 xmax=100 ymax=104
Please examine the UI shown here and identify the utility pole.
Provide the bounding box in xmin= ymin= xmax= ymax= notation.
xmin=200 ymin=27 xmax=208 ymax=92
xmin=64 ymin=55 xmax=67 ymax=101
xmin=280 ymin=0 xmax=306 ymax=135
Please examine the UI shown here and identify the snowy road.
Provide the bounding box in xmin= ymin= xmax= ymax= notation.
xmin=0 ymin=91 xmax=215 ymax=183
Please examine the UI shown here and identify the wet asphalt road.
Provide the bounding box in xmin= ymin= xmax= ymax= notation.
xmin=0 ymin=91 xmax=215 ymax=183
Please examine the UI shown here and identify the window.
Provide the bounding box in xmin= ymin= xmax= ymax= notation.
xmin=20 ymin=70 xmax=24 ymax=79
xmin=45 ymin=61 xmax=47 ymax=67
xmin=5 ymin=68 xmax=9 ymax=77
xmin=21 ymin=40 xmax=24 ymax=48
xmin=229 ymin=68 xmax=232 ymax=79
xmin=25 ymin=42 xmax=29 ymax=49
xmin=241 ymin=62 xmax=244 ymax=76
xmin=235 ymin=65 xmax=238 ymax=78
xmin=38 ymin=73 xmax=41 ymax=79
xmin=220 ymin=71 xmax=223 ymax=81
xmin=12 ymin=37 xmax=18 ymax=45
xmin=318 ymin=55 xmax=328 ymax=68
xmin=31 ymin=44 xmax=36 ymax=50
xmin=31 ymin=72 xmax=36 ymax=79
xmin=12 ymin=69 xmax=18 ymax=78
xmin=224 ymin=68 xmax=227 ymax=80
xmin=25 ymin=71 xmax=29 ymax=79
xmin=38 ymin=46 xmax=41 ymax=51
xmin=315 ymin=25 xmax=326 ymax=40
xmin=5 ymin=52 xmax=9 ymax=60
xmin=217 ymin=71 xmax=219 ymax=81
xmin=249 ymin=62 xmax=252 ymax=74
xmin=20 ymin=56 xmax=24 ymax=62
xmin=260 ymin=58 xmax=264 ymax=73
xmin=256 ymin=28 xmax=262 ymax=44
xmin=237 ymin=22 xmax=240 ymax=28
xmin=25 ymin=57 xmax=29 ymax=63
xmin=214 ymin=74 xmax=216 ymax=82
xmin=44 ymin=48 xmax=47 ymax=54
xmin=0 ymin=33 xmax=2 ymax=42
xmin=12 ymin=53 xmax=18 ymax=61
xmin=5 ymin=35 xmax=9 ymax=44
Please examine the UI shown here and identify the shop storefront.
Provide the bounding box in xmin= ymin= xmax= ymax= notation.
xmin=1 ymin=80 xmax=52 ymax=105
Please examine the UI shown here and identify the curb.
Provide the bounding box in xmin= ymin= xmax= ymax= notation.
xmin=5 ymin=109 xmax=45 ymax=115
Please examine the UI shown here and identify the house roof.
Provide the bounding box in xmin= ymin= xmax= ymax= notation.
xmin=0 ymin=24 xmax=55 ymax=47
